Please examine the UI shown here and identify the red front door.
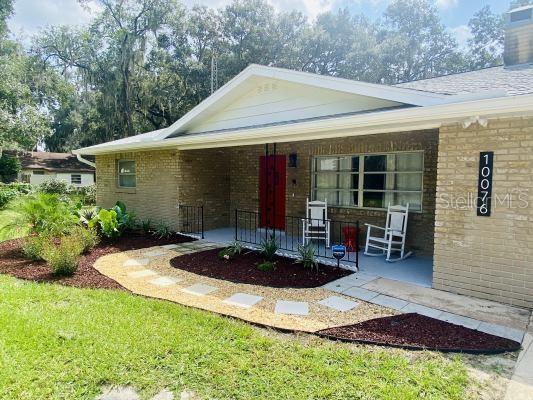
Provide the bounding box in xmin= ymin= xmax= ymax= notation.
xmin=259 ymin=155 xmax=286 ymax=230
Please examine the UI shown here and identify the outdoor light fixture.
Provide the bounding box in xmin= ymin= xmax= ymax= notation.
xmin=288 ymin=153 xmax=297 ymax=167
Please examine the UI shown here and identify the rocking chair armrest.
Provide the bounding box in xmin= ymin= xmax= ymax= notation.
xmin=364 ymin=223 xmax=386 ymax=231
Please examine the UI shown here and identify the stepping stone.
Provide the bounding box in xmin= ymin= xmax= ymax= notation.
xmin=437 ymin=312 xmax=481 ymax=330
xmin=274 ymin=300 xmax=309 ymax=316
xmin=97 ymin=386 xmax=139 ymax=400
xmin=318 ymin=296 xmax=359 ymax=312
xmin=127 ymin=269 xmax=158 ymax=279
xmin=152 ymin=389 xmax=174 ymax=400
xmin=342 ymin=287 xmax=380 ymax=302
xmin=400 ymin=303 xmax=442 ymax=319
xmin=223 ymin=293 xmax=263 ymax=309
xmin=149 ymin=276 xmax=180 ymax=287
xmin=144 ymin=249 xmax=168 ymax=257
xmin=370 ymin=294 xmax=409 ymax=311
xmin=123 ymin=258 xmax=150 ymax=267
xmin=160 ymin=244 xmax=179 ymax=250
xmin=181 ymin=283 xmax=218 ymax=296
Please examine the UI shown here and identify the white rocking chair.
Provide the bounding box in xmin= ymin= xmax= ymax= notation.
xmin=302 ymin=198 xmax=331 ymax=248
xmin=364 ymin=203 xmax=412 ymax=262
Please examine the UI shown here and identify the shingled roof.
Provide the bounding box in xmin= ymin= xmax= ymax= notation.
xmin=2 ymin=150 xmax=95 ymax=173
xmin=395 ymin=64 xmax=533 ymax=96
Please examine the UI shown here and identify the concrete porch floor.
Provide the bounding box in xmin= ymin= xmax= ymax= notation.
xmin=203 ymin=227 xmax=433 ymax=288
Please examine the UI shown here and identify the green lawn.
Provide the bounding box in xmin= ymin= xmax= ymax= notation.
xmin=0 ymin=209 xmax=25 ymax=242
xmin=0 ymin=275 xmax=471 ymax=400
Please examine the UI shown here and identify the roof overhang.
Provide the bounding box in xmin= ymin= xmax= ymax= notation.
xmin=74 ymin=93 xmax=533 ymax=155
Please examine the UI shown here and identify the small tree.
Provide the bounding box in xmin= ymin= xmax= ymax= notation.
xmin=0 ymin=154 xmax=21 ymax=183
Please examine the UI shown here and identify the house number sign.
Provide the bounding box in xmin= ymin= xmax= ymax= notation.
xmin=476 ymin=151 xmax=493 ymax=217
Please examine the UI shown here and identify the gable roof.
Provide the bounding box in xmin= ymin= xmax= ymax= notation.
xmin=74 ymin=64 xmax=531 ymax=155
xmin=2 ymin=150 xmax=95 ymax=173
xmin=396 ymin=64 xmax=533 ymax=96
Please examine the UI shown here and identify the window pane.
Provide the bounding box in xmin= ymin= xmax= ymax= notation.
xmin=393 ymin=173 xmax=422 ymax=191
xmin=339 ymin=156 xmax=359 ymax=172
xmin=393 ymin=192 xmax=422 ymax=211
xmin=119 ymin=174 xmax=136 ymax=188
xmin=339 ymin=191 xmax=358 ymax=206
xmin=364 ymin=155 xmax=386 ymax=172
xmin=316 ymin=157 xmax=338 ymax=171
xmin=314 ymin=173 xmax=337 ymax=188
xmin=396 ymin=153 xmax=423 ymax=171
xmin=313 ymin=190 xmax=338 ymax=205
xmin=363 ymin=192 xmax=384 ymax=208
xmin=364 ymin=174 xmax=385 ymax=190
xmin=339 ymin=173 xmax=358 ymax=189
xmin=119 ymin=161 xmax=135 ymax=174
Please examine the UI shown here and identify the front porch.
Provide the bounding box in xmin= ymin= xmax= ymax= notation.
xmin=201 ymin=226 xmax=433 ymax=288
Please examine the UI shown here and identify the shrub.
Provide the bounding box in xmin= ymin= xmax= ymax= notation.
xmin=38 ymin=179 xmax=70 ymax=195
xmin=153 ymin=221 xmax=172 ymax=239
xmin=259 ymin=235 xmax=278 ymax=261
xmin=6 ymin=193 xmax=79 ymax=236
xmin=139 ymin=219 xmax=152 ymax=234
xmin=22 ymin=235 xmax=49 ymax=261
xmin=70 ymin=225 xmax=99 ymax=253
xmin=95 ymin=208 xmax=119 ymax=238
xmin=0 ymin=183 xmax=32 ymax=208
xmin=42 ymin=235 xmax=83 ymax=276
xmin=0 ymin=155 xmax=21 ymax=183
xmin=218 ymin=240 xmax=244 ymax=261
xmin=295 ymin=243 xmax=318 ymax=271
xmin=76 ymin=185 xmax=96 ymax=205
xmin=257 ymin=261 xmax=276 ymax=271
xmin=87 ymin=201 xmax=135 ymax=239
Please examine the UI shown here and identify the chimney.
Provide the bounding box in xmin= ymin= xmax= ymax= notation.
xmin=504 ymin=5 xmax=533 ymax=67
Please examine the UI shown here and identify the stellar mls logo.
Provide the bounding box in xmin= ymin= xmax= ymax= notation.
xmin=439 ymin=190 xmax=529 ymax=210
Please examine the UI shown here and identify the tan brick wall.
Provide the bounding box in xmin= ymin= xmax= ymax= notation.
xmin=228 ymin=130 xmax=439 ymax=254
xmin=434 ymin=117 xmax=533 ymax=308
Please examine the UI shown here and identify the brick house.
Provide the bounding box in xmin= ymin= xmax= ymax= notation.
xmin=75 ymin=7 xmax=533 ymax=309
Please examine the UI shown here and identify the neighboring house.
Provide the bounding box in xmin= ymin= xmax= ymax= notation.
xmin=2 ymin=150 xmax=95 ymax=187
xmin=75 ymin=7 xmax=533 ymax=308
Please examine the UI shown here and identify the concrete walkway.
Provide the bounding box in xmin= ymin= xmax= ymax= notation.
xmin=324 ymin=274 xmax=531 ymax=343
xmin=505 ymin=314 xmax=533 ymax=400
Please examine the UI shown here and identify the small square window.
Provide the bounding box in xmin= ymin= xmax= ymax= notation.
xmin=117 ymin=160 xmax=136 ymax=188
xmin=71 ymin=174 xmax=82 ymax=185
xmin=33 ymin=170 xmax=45 ymax=175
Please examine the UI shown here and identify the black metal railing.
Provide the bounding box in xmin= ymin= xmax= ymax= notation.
xmin=177 ymin=204 xmax=204 ymax=239
xmin=234 ymin=209 xmax=359 ymax=268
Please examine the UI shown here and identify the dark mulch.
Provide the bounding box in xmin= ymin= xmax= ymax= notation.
xmin=317 ymin=313 xmax=521 ymax=353
xmin=0 ymin=233 xmax=195 ymax=290
xmin=170 ymin=248 xmax=352 ymax=288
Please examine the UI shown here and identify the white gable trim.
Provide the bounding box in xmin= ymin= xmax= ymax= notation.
xmin=155 ymin=64 xmax=456 ymax=140
xmin=74 ymin=94 xmax=533 ymax=155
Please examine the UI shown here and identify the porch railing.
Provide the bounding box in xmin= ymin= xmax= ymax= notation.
xmin=234 ymin=209 xmax=359 ymax=269
xmin=177 ymin=204 xmax=204 ymax=239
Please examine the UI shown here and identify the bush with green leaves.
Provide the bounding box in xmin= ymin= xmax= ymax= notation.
xmin=75 ymin=185 xmax=96 ymax=205
xmin=22 ymin=235 xmax=50 ymax=261
xmin=257 ymin=260 xmax=276 ymax=271
xmin=259 ymin=235 xmax=278 ymax=261
xmin=0 ymin=155 xmax=21 ymax=183
xmin=38 ymin=178 xmax=70 ymax=195
xmin=70 ymin=225 xmax=99 ymax=253
xmin=42 ymin=235 xmax=84 ymax=276
xmin=88 ymin=201 xmax=135 ymax=239
xmin=218 ymin=240 xmax=244 ymax=261
xmin=295 ymin=243 xmax=318 ymax=271
xmin=153 ymin=221 xmax=172 ymax=239
xmin=5 ymin=193 xmax=79 ymax=237
xmin=139 ymin=219 xmax=152 ymax=234
xmin=94 ymin=208 xmax=119 ymax=238
xmin=0 ymin=182 xmax=33 ymax=208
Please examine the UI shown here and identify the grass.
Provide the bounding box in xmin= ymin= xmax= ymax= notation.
xmin=0 ymin=275 xmax=471 ymax=400
xmin=0 ymin=209 xmax=25 ymax=242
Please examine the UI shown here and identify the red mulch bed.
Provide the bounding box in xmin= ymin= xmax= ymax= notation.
xmin=317 ymin=313 xmax=521 ymax=354
xmin=170 ymin=248 xmax=352 ymax=288
xmin=0 ymin=233 xmax=195 ymax=290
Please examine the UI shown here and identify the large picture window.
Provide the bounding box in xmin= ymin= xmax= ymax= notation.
xmin=312 ymin=152 xmax=423 ymax=211
xmin=117 ymin=160 xmax=136 ymax=188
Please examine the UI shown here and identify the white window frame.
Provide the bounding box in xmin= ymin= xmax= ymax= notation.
xmin=117 ymin=160 xmax=136 ymax=188
xmin=311 ymin=151 xmax=424 ymax=212
xmin=71 ymin=174 xmax=82 ymax=185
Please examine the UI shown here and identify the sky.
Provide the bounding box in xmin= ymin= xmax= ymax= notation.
xmin=8 ymin=0 xmax=512 ymax=48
